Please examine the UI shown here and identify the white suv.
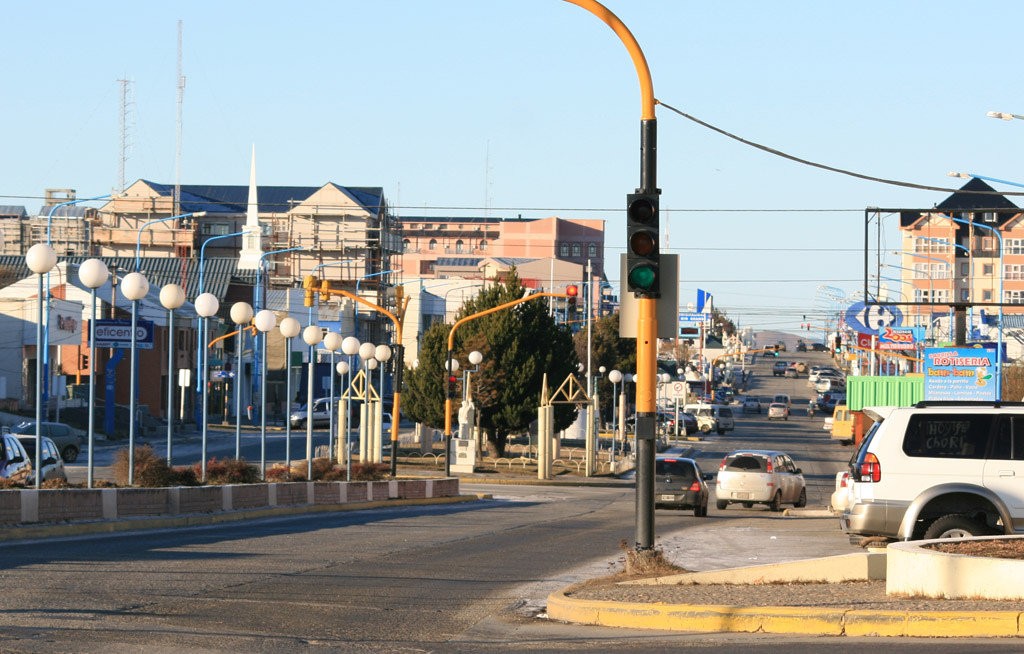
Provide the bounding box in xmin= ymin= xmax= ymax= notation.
xmin=841 ymin=402 xmax=1024 ymax=541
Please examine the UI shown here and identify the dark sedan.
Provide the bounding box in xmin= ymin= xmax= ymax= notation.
xmin=654 ymin=456 xmax=712 ymax=516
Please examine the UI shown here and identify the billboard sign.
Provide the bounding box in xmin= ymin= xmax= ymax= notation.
xmin=93 ymin=319 xmax=154 ymax=350
xmin=923 ymin=346 xmax=997 ymax=401
xmin=877 ymin=326 xmax=921 ymax=351
xmin=845 ymin=301 xmax=903 ymax=334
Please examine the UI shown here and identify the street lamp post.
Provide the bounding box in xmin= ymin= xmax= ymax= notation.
xmin=159 ymin=283 xmax=185 ymax=466
xmin=279 ymin=317 xmax=301 ymax=474
xmin=254 ymin=309 xmax=277 ymax=479
xmin=443 ymin=356 xmax=459 ymax=477
xmin=302 ymin=324 xmax=323 ymax=478
xmin=336 ymin=359 xmax=350 ymax=465
xmin=322 ymin=331 xmax=343 ymax=461
xmin=121 ymin=271 xmax=150 ymax=485
xmin=375 ymin=344 xmax=393 ymax=461
xmin=341 ymin=336 xmax=360 ymax=479
xmin=358 ymin=342 xmax=377 ymax=462
xmin=194 ymin=293 xmax=220 ymax=481
xmin=608 ymin=369 xmax=622 ymax=465
xmin=230 ymin=302 xmax=254 ymax=458
xmin=26 ymin=244 xmax=57 ymax=490
xmin=77 ymin=259 xmax=108 ymax=488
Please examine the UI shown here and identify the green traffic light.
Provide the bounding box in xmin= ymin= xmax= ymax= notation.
xmin=628 ymin=265 xmax=657 ymax=290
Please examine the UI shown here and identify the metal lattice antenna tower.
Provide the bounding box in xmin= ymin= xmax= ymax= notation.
xmin=117 ymin=78 xmax=134 ymax=193
xmin=175 ymin=19 xmax=185 ymax=215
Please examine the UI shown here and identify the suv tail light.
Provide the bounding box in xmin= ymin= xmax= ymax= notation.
xmin=719 ymin=457 xmax=727 ymax=471
xmin=765 ymin=459 xmax=774 ymax=473
xmin=688 ymin=481 xmax=701 ymax=492
xmin=859 ymin=453 xmax=881 ymax=482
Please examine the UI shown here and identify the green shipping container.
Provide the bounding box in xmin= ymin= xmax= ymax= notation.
xmin=847 ymin=375 xmax=924 ymax=412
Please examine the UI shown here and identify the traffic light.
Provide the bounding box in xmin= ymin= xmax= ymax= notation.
xmin=318 ymin=279 xmax=332 ymax=302
xmin=446 ymin=373 xmax=458 ymax=399
xmin=80 ymin=353 xmax=89 ymax=370
xmin=566 ymin=285 xmax=578 ymax=312
xmin=626 ymin=191 xmax=660 ymax=297
xmin=302 ymin=275 xmax=318 ymax=307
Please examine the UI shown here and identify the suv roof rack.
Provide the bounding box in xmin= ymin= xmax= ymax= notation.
xmin=912 ymin=400 xmax=1024 ymax=408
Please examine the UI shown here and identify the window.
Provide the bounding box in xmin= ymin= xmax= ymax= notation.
xmin=984 ymin=264 xmax=994 ymax=275
xmin=1006 ymin=264 xmax=1024 ymax=281
xmin=902 ymin=414 xmax=993 ymax=459
xmin=479 ymin=240 xmax=487 ymax=251
xmin=983 ymin=290 xmax=993 ymax=301
xmin=402 ymin=239 xmax=410 ymax=252
xmin=1008 ymin=239 xmax=1024 ymax=255
xmin=455 ymin=239 xmax=464 ymax=253
xmin=960 ymin=262 xmax=970 ymax=276
xmin=914 ymin=238 xmax=949 ymax=253
xmin=915 ymin=288 xmax=950 ymax=303
xmin=992 ymin=415 xmax=1024 ymax=461
xmin=960 ymin=289 xmax=970 ymax=301
xmin=913 ymin=263 xmax=948 ymax=279
xmin=202 ymin=223 xmax=231 ymax=236
xmin=981 ymin=236 xmax=997 ymax=252
xmin=571 ymin=244 xmax=581 ymax=257
xmin=588 ymin=243 xmax=597 ymax=258
xmin=559 ymin=243 xmax=569 ymax=257
xmin=428 ymin=239 xmax=437 ymax=251
xmin=1005 ymin=290 xmax=1024 ymax=304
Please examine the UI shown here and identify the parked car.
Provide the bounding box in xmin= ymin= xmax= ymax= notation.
xmin=676 ymin=412 xmax=699 ymax=436
xmin=767 ymin=403 xmax=789 ymax=421
xmin=830 ymin=471 xmax=852 ymax=514
xmin=0 ymin=433 xmax=32 ymax=484
xmin=15 ymin=435 xmax=67 ymax=484
xmin=715 ymin=450 xmax=806 ymax=511
xmin=7 ymin=421 xmax=81 ymax=463
xmin=741 ymin=396 xmax=761 ymax=414
xmin=783 ymin=364 xmax=799 ymax=379
xmin=289 ymin=397 xmax=340 ymax=428
xmin=796 ymin=342 xmax=808 ymax=352
xmin=654 ymin=456 xmax=712 ymax=516
xmin=772 ymin=361 xmax=788 ymax=377
xmin=842 ymin=402 xmax=1024 ymax=541
xmin=811 ymin=343 xmax=827 ymax=351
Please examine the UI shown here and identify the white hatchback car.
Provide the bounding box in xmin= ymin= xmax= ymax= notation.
xmin=715 ymin=450 xmax=807 ymax=511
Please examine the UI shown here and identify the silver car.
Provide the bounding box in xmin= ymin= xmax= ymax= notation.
xmin=15 ymin=435 xmax=67 ymax=485
xmin=715 ymin=449 xmax=806 ymax=512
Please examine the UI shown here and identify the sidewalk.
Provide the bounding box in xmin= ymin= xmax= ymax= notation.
xmin=546 ymin=510 xmax=1024 ymax=638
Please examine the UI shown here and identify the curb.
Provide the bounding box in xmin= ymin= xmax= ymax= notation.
xmin=545 ymin=589 xmax=1024 ymax=638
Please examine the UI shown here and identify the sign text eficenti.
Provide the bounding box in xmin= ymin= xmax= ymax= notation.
xmin=92 ymin=319 xmax=154 ymax=350
xmin=923 ymin=346 xmax=997 ymax=401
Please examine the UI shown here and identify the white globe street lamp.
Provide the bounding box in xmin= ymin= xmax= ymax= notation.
xmin=230 ymin=301 xmax=254 ymax=459
xmin=159 ymin=283 xmax=185 ymax=468
xmin=608 ymin=369 xmax=623 ymax=461
xmin=302 ymin=324 xmax=323 ymax=478
xmin=120 ymin=271 xmax=150 ymax=485
xmin=340 ymin=336 xmax=360 ymax=480
xmin=254 ymin=309 xmax=277 ymax=478
xmin=322 ymin=331 xmax=343 ymax=460
xmin=25 ymin=245 xmax=56 ymax=490
xmin=194 ymin=292 xmax=220 ymax=481
xmin=78 ymin=258 xmax=108 ymax=488
xmin=278 ymin=316 xmax=301 ymax=473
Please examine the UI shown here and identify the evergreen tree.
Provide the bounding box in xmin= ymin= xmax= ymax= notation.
xmin=401 ymin=272 xmax=580 ymax=455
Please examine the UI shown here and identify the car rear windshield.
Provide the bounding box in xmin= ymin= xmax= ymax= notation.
xmin=724 ymin=454 xmax=768 ymax=471
xmin=655 ymin=459 xmax=695 ymax=479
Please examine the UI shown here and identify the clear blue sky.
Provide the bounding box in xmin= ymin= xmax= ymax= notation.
xmin=4 ymin=1 xmax=1024 ymax=334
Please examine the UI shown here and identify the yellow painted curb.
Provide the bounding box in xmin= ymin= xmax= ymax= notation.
xmin=547 ymin=589 xmax=1024 ymax=638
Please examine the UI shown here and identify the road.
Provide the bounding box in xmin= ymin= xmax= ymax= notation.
xmin=7 ymin=353 xmax=1020 ymax=651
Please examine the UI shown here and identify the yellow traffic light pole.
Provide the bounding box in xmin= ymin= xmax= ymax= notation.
xmin=306 ymin=277 xmax=410 ymax=476
xmin=443 ymin=291 xmax=574 ymax=477
xmin=564 ymin=0 xmax=658 ymax=552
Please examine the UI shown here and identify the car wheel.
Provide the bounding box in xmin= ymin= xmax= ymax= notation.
xmin=795 ymin=488 xmax=807 ymax=508
xmin=769 ymin=491 xmax=783 ymax=512
xmin=741 ymin=501 xmax=754 ymax=509
xmin=700 ymin=424 xmax=711 ymax=434
xmin=61 ymin=446 xmax=79 ymax=463
xmin=922 ymin=514 xmax=997 ymax=540
xmin=716 ymin=500 xmax=728 ymax=510
xmin=693 ymin=504 xmax=703 ymax=517
xmin=717 ymin=429 xmax=725 ymax=435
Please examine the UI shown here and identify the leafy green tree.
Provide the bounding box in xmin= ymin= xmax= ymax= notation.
xmin=401 ymin=272 xmax=580 ymax=456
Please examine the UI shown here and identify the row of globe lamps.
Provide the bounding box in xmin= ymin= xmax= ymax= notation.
xmin=26 ymin=243 xmax=396 ymax=489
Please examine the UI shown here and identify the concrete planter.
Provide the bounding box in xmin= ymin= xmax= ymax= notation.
xmin=887 ymin=536 xmax=1024 ymax=600
xmin=1 ymin=477 xmax=461 ymax=529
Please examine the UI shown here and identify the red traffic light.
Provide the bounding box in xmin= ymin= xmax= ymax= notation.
xmin=566 ymin=285 xmax=578 ymax=297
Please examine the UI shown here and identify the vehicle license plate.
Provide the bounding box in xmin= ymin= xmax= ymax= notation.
xmin=660 ymin=494 xmax=676 ymax=501
xmin=733 ymin=492 xmax=750 ymax=499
